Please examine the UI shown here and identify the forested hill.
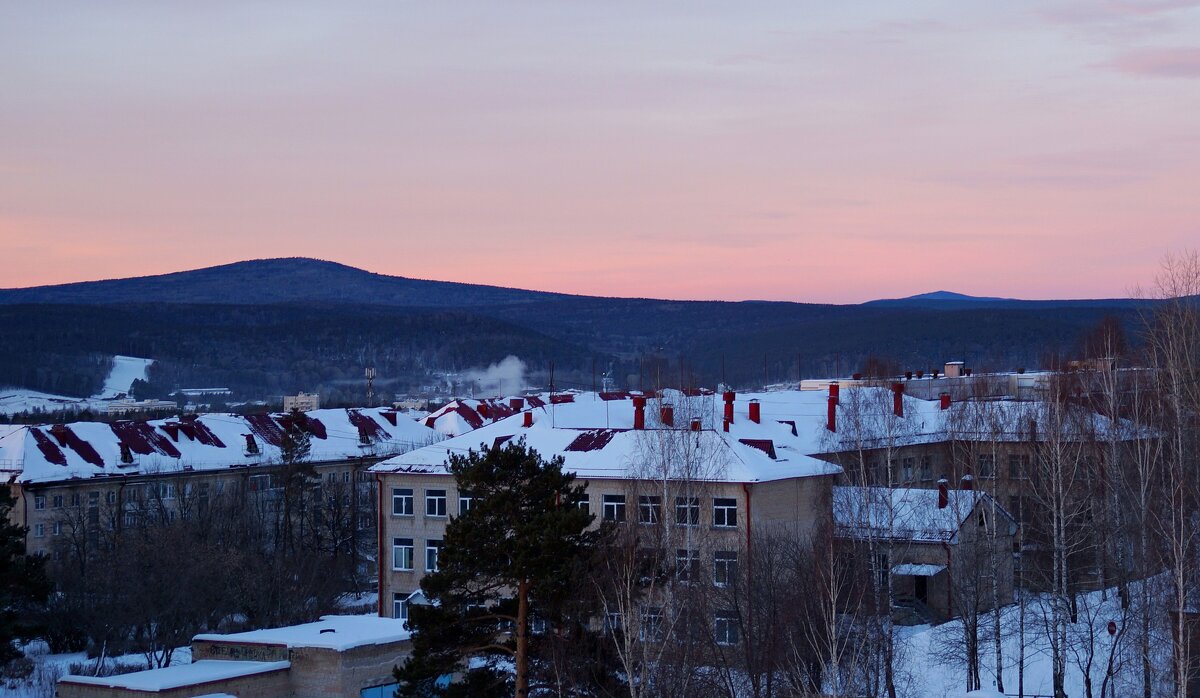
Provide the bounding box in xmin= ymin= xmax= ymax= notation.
xmin=0 ymin=258 xmax=571 ymax=307
xmin=0 ymin=259 xmax=1152 ymax=402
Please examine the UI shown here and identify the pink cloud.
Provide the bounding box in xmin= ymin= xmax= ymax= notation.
xmin=1107 ymin=47 xmax=1200 ymax=77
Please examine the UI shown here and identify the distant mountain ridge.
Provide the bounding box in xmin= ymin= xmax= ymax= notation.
xmin=0 ymin=258 xmax=571 ymax=307
xmin=0 ymin=258 xmax=1154 ymax=401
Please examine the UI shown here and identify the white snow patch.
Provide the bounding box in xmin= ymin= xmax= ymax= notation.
xmin=94 ymin=355 xmax=154 ymax=398
xmin=60 ymin=660 xmax=289 ymax=691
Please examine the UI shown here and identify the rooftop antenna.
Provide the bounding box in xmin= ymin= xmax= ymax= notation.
xmin=365 ymin=367 xmax=376 ymax=406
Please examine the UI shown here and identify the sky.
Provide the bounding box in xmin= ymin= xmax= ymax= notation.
xmin=1 ymin=1 xmax=1198 ymax=303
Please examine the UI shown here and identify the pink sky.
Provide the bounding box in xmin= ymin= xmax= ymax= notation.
xmin=1 ymin=1 xmax=1198 ymax=303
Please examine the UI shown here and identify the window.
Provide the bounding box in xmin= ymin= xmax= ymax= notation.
xmin=458 ymin=490 xmax=474 ymax=515
xmin=52 ymin=494 xmax=63 ymax=508
xmin=106 ymin=491 xmax=116 ymax=505
xmin=638 ymin=496 xmax=661 ymax=524
xmin=640 ymin=606 xmax=664 ymax=642
xmin=392 ymin=538 xmax=414 ymax=571
xmin=70 ymin=493 xmax=81 ymax=507
xmin=425 ymin=489 xmax=447 ymax=517
xmin=124 ymin=511 xmax=137 ymax=528
xmin=425 ymin=540 xmax=443 ymax=572
xmin=392 ymin=592 xmax=409 ymax=623
xmin=1009 ymin=454 xmax=1029 ymax=479
xmin=158 ymin=483 xmax=176 ymax=500
xmin=249 ymin=474 xmax=272 ymax=493
xmin=531 ymin=616 xmax=548 ymax=634
xmin=34 ymin=495 xmax=46 ymax=510
xmin=978 ymin=454 xmax=995 ymax=479
xmin=603 ymin=494 xmax=626 ymax=522
xmin=572 ymin=493 xmax=590 ymax=515
xmin=713 ymin=498 xmax=738 ymax=528
xmin=52 ymin=521 xmax=62 ymax=536
xmin=920 ymin=455 xmax=933 ymax=482
xmin=391 ymin=488 xmax=414 ymax=516
xmin=34 ymin=523 xmax=45 ymax=537
xmin=605 ymin=611 xmax=623 ymax=632
xmin=675 ymin=496 xmax=699 ymax=526
xmin=714 ymin=610 xmax=739 ymax=646
xmin=901 ymin=457 xmax=914 ymax=482
xmin=343 ymin=471 xmax=350 ymax=483
xmin=714 ymin=551 xmax=738 ymax=587
xmin=676 ymin=549 xmax=700 ymax=582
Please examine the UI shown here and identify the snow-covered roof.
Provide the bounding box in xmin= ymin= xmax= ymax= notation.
xmin=193 ymin=614 xmax=411 ymax=652
xmin=59 ymin=660 xmax=290 ymax=691
xmin=3 ymin=407 xmax=441 ymax=485
xmin=892 ymin=563 xmax=946 ymax=576
xmin=373 ymin=390 xmax=843 ymax=483
xmin=832 ymin=485 xmax=1017 ymax=544
xmin=421 ymin=393 xmax=553 ymax=437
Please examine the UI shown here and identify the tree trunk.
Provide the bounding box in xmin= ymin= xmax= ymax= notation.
xmin=516 ymin=578 xmax=530 ymax=698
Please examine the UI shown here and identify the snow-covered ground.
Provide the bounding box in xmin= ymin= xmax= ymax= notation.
xmin=3 ymin=642 xmax=191 ymax=698
xmin=0 ymin=355 xmax=154 ymax=415
xmin=93 ymin=355 xmax=154 ymax=398
xmin=895 ymin=585 xmax=1171 ymax=697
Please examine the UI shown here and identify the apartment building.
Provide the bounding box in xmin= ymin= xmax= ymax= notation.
xmin=371 ymin=390 xmax=844 ymax=626
xmin=1 ymin=407 xmax=440 ymax=558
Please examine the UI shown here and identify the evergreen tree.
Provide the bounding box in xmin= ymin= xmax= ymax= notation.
xmin=395 ymin=439 xmax=613 ymax=697
xmin=1 ymin=487 xmax=50 ymax=664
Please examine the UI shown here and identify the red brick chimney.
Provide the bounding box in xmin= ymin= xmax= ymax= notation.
xmin=690 ymin=418 xmax=702 ymax=432
xmin=632 ymin=395 xmax=647 ymax=430
xmin=827 ymin=396 xmax=837 ymax=432
xmin=723 ymin=391 xmax=735 ymax=424
xmin=892 ymin=382 xmax=904 ymax=418
xmin=961 ymin=474 xmax=973 ymax=491
xmin=937 ymin=478 xmax=949 ymax=509
xmin=940 ymin=393 xmax=951 ymax=410
xmin=829 ymin=382 xmax=840 ymax=400
xmin=523 ymin=411 xmax=533 ymax=428
xmin=660 ymin=403 xmax=674 ymax=427
xmin=509 ymin=397 xmax=524 ymax=411
xmin=749 ymin=399 xmax=761 ymax=424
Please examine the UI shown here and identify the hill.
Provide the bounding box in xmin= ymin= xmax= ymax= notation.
xmin=0 ymin=259 xmax=1152 ymax=403
xmin=0 ymin=258 xmax=569 ymax=307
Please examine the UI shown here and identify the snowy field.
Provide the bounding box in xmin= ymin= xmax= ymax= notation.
xmin=0 ymin=355 xmax=153 ymax=415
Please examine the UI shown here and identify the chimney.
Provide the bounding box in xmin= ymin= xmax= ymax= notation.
xmin=961 ymin=474 xmax=974 ymax=491
xmin=723 ymin=418 xmax=730 ymax=433
xmin=749 ymin=399 xmax=761 ymax=423
xmin=633 ymin=395 xmax=647 ymax=430
xmin=827 ymin=396 xmax=837 ymax=432
xmin=523 ymin=411 xmax=534 ymax=428
xmin=723 ymin=391 xmax=735 ymax=424
xmin=937 ymin=478 xmax=949 ymax=509
xmin=892 ymin=382 xmax=904 ymax=418
xmin=660 ymin=403 xmax=674 ymax=427
xmin=964 ymin=368 xmax=973 ymax=377
xmin=828 ymin=382 xmax=840 ymax=400
xmin=509 ymin=397 xmax=524 ymax=411
xmin=852 ymin=373 xmax=863 ymax=381
xmin=916 ymin=370 xmax=924 ymax=379
xmin=690 ymin=418 xmax=702 ymax=432
xmin=939 ymin=393 xmax=951 ymax=410
xmin=905 ymin=371 xmax=913 ymax=380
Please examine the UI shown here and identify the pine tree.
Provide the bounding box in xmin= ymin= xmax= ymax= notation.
xmin=394 ymin=439 xmax=613 ymax=697
xmin=1 ymin=487 xmax=50 ymax=664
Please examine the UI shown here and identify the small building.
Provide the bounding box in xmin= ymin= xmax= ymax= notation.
xmin=833 ymin=484 xmax=1018 ymax=622
xmin=284 ymin=392 xmax=321 ymax=412
xmin=58 ymin=615 xmax=411 ymax=698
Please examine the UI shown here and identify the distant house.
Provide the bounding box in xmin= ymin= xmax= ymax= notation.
xmin=833 ymin=484 xmax=1018 ymax=622
xmin=284 ymin=391 xmax=321 ymax=412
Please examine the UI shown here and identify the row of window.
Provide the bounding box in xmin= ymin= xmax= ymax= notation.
xmin=388 ymin=593 xmax=739 ymax=647
xmin=392 ymin=538 xmax=443 ymax=573
xmin=390 ymin=488 xmax=739 ymax=528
